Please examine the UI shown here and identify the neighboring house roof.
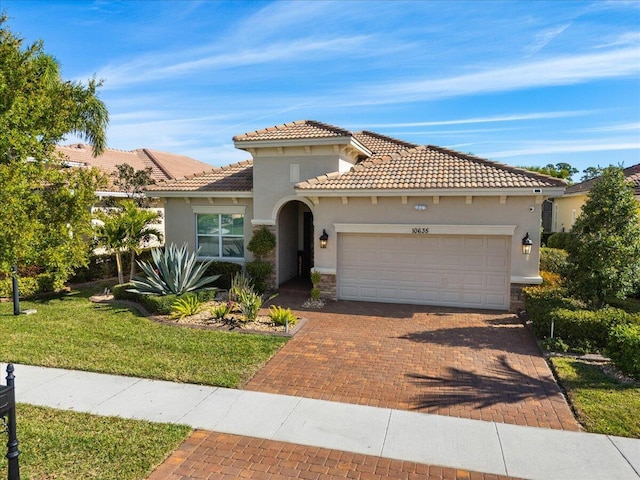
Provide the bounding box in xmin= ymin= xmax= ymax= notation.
xmin=564 ymin=164 xmax=640 ymax=195
xmin=56 ymin=144 xmax=213 ymax=187
xmin=146 ymin=160 xmax=253 ymax=193
xmin=148 ymin=120 xmax=566 ymax=194
xmin=296 ymin=145 xmax=566 ymax=191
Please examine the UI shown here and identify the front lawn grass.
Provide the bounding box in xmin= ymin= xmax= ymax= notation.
xmin=0 ymin=404 xmax=190 ymax=480
xmin=551 ymin=357 xmax=640 ymax=438
xmin=0 ymin=289 xmax=287 ymax=387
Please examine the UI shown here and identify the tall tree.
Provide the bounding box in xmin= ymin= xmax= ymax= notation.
xmin=565 ymin=167 xmax=640 ymax=307
xmin=520 ymin=163 xmax=578 ymax=182
xmin=0 ymin=16 xmax=108 ymax=284
xmin=110 ymin=164 xmax=157 ymax=208
xmin=581 ymin=166 xmax=604 ymax=182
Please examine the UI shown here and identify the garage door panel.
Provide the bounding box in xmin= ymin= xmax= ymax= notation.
xmin=338 ymin=233 xmax=510 ymax=310
xmin=486 ymin=274 xmax=507 ymax=287
xmin=487 ymin=255 xmax=508 ymax=268
xmin=463 ymin=273 xmax=484 ymax=287
xmin=487 ymin=237 xmax=509 ymax=249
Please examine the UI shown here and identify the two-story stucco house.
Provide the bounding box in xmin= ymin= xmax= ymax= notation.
xmin=147 ymin=120 xmax=566 ymax=312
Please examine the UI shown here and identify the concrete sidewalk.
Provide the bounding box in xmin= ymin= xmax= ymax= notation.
xmin=6 ymin=363 xmax=640 ymax=480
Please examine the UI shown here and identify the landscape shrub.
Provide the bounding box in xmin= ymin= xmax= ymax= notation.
xmin=268 ymin=305 xmax=298 ymax=327
xmin=0 ymin=272 xmax=65 ymax=299
xmin=245 ymin=260 xmax=272 ymax=293
xmin=523 ymin=285 xmax=580 ymax=335
xmin=547 ymin=232 xmax=573 ymax=250
xmin=607 ymin=323 xmax=640 ymax=380
xmin=540 ymin=271 xmax=562 ymax=288
xmin=113 ymin=283 xmax=216 ymax=315
xmin=540 ymin=247 xmax=568 ymax=275
xmin=203 ymin=261 xmax=242 ymax=290
xmin=170 ymin=294 xmax=203 ymax=319
xmin=545 ymin=307 xmax=638 ymax=352
xmin=69 ymin=249 xmax=154 ymax=284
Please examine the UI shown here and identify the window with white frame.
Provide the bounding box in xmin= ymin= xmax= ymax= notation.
xmin=196 ymin=213 xmax=244 ymax=259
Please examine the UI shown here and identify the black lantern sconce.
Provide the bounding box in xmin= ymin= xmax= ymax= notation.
xmin=522 ymin=232 xmax=533 ymax=255
xmin=319 ymin=229 xmax=329 ymax=249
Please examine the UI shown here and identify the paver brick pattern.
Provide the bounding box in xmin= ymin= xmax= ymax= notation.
xmin=247 ymin=299 xmax=579 ymax=431
xmin=148 ymin=430 xmax=523 ymax=480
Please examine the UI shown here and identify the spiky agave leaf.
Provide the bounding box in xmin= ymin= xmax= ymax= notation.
xmin=127 ymin=243 xmax=220 ymax=295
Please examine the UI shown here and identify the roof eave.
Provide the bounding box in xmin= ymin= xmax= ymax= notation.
xmin=234 ymin=136 xmax=353 ymax=150
xmin=295 ymin=186 xmax=567 ymax=197
xmin=148 ymin=190 xmax=253 ymax=198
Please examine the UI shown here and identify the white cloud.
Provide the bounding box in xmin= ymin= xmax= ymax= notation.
xmin=526 ymin=24 xmax=572 ymax=55
xmin=90 ymin=35 xmax=372 ymax=90
xmin=484 ymin=139 xmax=640 ymax=158
xmin=363 ymin=110 xmax=595 ymax=128
xmin=352 ymin=47 xmax=640 ymax=105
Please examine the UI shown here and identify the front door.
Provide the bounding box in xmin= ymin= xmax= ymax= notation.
xmin=302 ymin=212 xmax=313 ymax=278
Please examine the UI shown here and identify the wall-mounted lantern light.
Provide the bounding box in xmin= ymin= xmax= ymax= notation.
xmin=319 ymin=229 xmax=329 ymax=249
xmin=522 ymin=232 xmax=533 ymax=255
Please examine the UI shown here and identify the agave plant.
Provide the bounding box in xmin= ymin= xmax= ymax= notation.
xmin=128 ymin=243 xmax=220 ymax=295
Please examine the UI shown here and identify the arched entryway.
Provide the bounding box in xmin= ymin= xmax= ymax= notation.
xmin=276 ymin=200 xmax=314 ymax=287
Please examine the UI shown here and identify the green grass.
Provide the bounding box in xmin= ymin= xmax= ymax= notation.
xmin=0 ymin=289 xmax=287 ymax=387
xmin=0 ymin=404 xmax=190 ymax=480
xmin=551 ymin=357 xmax=640 ymax=438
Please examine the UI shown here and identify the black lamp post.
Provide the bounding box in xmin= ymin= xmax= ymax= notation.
xmin=11 ymin=267 xmax=19 ymax=316
xmin=0 ymin=364 xmax=20 ymax=480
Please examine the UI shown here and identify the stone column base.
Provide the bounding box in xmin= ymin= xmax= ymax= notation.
xmin=319 ymin=274 xmax=337 ymax=301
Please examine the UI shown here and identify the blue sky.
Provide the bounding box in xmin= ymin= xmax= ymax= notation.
xmin=2 ymin=0 xmax=639 ymax=179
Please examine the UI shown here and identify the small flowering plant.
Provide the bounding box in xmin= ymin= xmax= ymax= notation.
xmin=210 ymin=301 xmax=234 ymax=320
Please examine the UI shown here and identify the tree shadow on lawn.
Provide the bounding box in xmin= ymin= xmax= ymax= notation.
xmin=408 ymin=354 xmax=561 ymax=411
xmin=397 ymin=319 xmax=540 ymax=357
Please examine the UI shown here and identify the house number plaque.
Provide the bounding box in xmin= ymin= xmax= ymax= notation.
xmin=411 ymin=227 xmax=430 ymax=234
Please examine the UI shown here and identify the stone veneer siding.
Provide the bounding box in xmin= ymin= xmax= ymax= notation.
xmin=319 ymin=273 xmax=337 ymax=300
xmin=510 ymin=283 xmax=533 ymax=313
xmin=251 ymin=224 xmax=277 ymax=291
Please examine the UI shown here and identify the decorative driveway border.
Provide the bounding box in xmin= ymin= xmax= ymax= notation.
xmin=249 ymin=298 xmax=579 ymax=431
xmin=148 ymin=430 xmax=522 ymax=480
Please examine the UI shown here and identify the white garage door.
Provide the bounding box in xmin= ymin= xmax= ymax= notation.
xmin=338 ymin=234 xmax=510 ymax=310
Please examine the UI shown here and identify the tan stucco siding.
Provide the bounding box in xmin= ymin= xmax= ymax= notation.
xmin=161 ymin=197 xmax=254 ymax=262
xmin=250 ymin=146 xmax=351 ymax=221
xmin=307 ymin=195 xmax=543 ymax=283
xmin=553 ymin=194 xmax=586 ymax=232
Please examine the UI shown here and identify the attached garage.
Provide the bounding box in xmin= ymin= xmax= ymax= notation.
xmin=338 ymin=233 xmax=510 ymax=310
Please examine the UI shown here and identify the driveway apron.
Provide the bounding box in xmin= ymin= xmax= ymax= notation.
xmin=247 ymin=298 xmax=579 ymax=431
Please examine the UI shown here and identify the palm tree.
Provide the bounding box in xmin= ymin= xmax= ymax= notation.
xmin=120 ymin=201 xmax=163 ymax=281
xmin=95 ymin=200 xmax=162 ymax=284
xmin=95 ymin=211 xmax=128 ymax=284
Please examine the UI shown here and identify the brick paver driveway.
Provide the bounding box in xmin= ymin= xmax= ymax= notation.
xmin=247 ymin=298 xmax=579 ymax=431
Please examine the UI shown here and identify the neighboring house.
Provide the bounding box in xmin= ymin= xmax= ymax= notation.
xmin=552 ymin=164 xmax=640 ymax=232
xmin=148 ymin=120 xmax=566 ymax=311
xmin=57 ymin=143 xmax=213 ymax=242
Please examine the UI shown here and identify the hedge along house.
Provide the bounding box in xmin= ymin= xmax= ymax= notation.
xmin=147 ymin=120 xmax=566 ymax=312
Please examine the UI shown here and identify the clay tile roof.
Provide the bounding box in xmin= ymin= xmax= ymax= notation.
xmin=146 ymin=160 xmax=253 ymax=192
xmin=353 ymin=131 xmax=418 ymax=156
xmin=296 ymin=145 xmax=567 ymax=191
xmin=565 ymin=163 xmax=640 ymax=195
xmin=56 ymin=144 xmax=214 ymax=191
xmin=233 ymin=120 xmax=350 ymax=142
